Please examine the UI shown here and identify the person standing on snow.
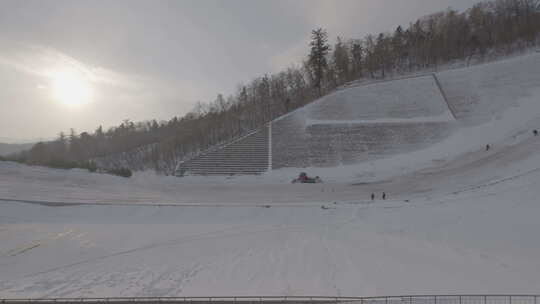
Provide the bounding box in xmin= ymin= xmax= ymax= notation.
xmin=371 ymin=193 xmax=375 ymax=201
xmin=382 ymin=192 xmax=387 ymax=200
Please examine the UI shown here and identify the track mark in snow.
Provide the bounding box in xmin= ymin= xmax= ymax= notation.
xmin=14 ymin=223 xmax=315 ymax=281
xmin=0 ymin=197 xmax=334 ymax=208
xmin=4 ymin=242 xmax=41 ymax=257
xmin=450 ymin=167 xmax=540 ymax=196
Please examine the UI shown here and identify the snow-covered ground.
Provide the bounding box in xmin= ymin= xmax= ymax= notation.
xmin=2 ymin=152 xmax=540 ymax=297
xmin=2 ymin=53 xmax=540 ymax=297
xmin=306 ymin=75 xmax=452 ymax=121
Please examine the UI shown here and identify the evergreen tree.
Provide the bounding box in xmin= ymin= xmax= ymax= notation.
xmin=308 ymin=28 xmax=331 ymax=96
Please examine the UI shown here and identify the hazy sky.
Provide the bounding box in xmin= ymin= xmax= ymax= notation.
xmin=0 ymin=0 xmax=478 ymax=142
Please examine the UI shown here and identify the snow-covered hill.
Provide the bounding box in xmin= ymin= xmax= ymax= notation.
xmin=271 ymin=52 xmax=540 ymax=169
xmin=2 ymin=53 xmax=540 ymax=297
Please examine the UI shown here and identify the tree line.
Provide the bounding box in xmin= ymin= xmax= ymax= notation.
xmin=10 ymin=0 xmax=540 ymax=174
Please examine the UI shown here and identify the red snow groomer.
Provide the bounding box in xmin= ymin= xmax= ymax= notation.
xmin=292 ymin=172 xmax=323 ymax=184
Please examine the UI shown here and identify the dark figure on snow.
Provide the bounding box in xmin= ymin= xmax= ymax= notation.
xmin=486 ymin=144 xmax=491 ymax=151
xmin=382 ymin=192 xmax=387 ymax=200
xmin=371 ymin=193 xmax=375 ymax=201
xmin=534 ymin=130 xmax=538 ymax=136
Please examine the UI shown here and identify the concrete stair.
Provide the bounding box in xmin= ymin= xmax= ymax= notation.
xmin=176 ymin=126 xmax=269 ymax=176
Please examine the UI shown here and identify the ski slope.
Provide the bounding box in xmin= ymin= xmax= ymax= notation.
xmin=270 ymin=74 xmax=457 ymax=169
xmin=2 ymin=53 xmax=540 ymax=297
xmin=306 ymin=75 xmax=453 ymax=121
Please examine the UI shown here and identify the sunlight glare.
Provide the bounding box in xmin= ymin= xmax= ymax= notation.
xmin=51 ymin=69 xmax=93 ymax=106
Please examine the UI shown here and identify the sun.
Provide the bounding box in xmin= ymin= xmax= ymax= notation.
xmin=51 ymin=70 xmax=93 ymax=106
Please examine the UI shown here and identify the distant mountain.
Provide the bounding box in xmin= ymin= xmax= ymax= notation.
xmin=0 ymin=142 xmax=33 ymax=156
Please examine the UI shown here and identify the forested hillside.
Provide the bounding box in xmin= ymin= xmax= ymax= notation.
xmin=12 ymin=0 xmax=540 ymax=174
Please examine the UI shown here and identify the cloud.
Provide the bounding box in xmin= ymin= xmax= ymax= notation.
xmin=268 ymin=0 xmax=378 ymax=72
xmin=0 ymin=42 xmax=209 ymax=107
xmin=0 ymin=41 xmax=211 ymax=140
xmin=269 ymin=38 xmax=309 ymax=72
xmin=0 ymin=42 xmax=138 ymax=88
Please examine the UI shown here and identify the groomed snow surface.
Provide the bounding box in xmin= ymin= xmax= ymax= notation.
xmin=2 ymin=53 xmax=540 ymax=297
